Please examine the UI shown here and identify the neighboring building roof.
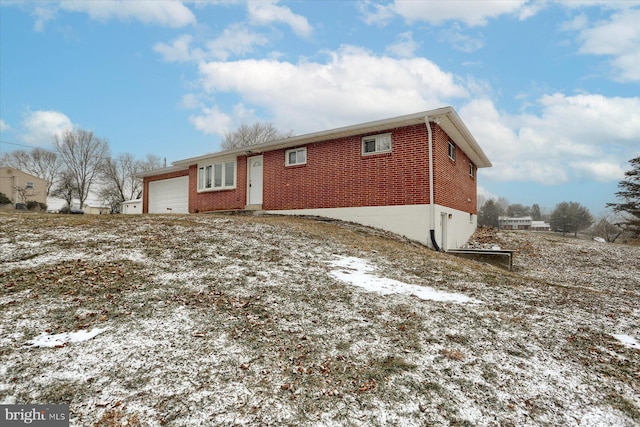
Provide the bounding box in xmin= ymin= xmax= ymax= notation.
xmin=499 ymin=216 xmax=533 ymax=221
xmin=531 ymin=221 xmax=551 ymax=227
xmin=139 ymin=106 xmax=491 ymax=178
xmin=0 ymin=166 xmax=50 ymax=184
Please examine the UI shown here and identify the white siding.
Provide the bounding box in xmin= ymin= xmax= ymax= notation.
xmin=266 ymin=204 xmax=477 ymax=250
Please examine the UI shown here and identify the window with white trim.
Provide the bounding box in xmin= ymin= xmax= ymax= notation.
xmin=198 ymin=160 xmax=236 ymax=191
xmin=362 ymin=133 xmax=392 ymax=155
xmin=285 ymin=147 xmax=307 ymax=166
xmin=469 ymin=162 xmax=475 ymax=178
xmin=448 ymin=141 xmax=456 ymax=161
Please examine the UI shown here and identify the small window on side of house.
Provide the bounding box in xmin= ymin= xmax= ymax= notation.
xmin=285 ymin=148 xmax=307 ymax=166
xmin=448 ymin=141 xmax=456 ymax=161
xmin=469 ymin=162 xmax=475 ymax=178
xmin=362 ymin=133 xmax=392 ymax=155
xmin=26 ymin=181 xmax=34 ymax=190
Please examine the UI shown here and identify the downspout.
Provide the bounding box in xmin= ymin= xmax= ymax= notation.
xmin=426 ymin=116 xmax=441 ymax=251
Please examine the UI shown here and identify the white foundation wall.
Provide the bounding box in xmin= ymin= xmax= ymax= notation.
xmin=265 ymin=204 xmax=477 ymax=250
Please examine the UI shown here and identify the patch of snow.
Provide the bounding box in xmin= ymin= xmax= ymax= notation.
xmin=593 ymin=237 xmax=606 ymax=243
xmin=26 ymin=328 xmax=107 ymax=348
xmin=328 ymin=256 xmax=481 ymax=304
xmin=613 ymin=334 xmax=640 ymax=350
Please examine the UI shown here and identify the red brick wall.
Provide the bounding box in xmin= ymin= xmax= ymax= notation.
xmin=432 ymin=126 xmax=478 ymax=214
xmin=142 ymin=169 xmax=189 ymax=213
xmin=188 ymin=158 xmax=248 ymax=213
xmin=262 ymin=124 xmax=433 ymax=210
xmin=144 ymin=123 xmax=478 ymax=215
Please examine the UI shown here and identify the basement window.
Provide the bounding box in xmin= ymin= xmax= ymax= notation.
xmin=198 ymin=160 xmax=236 ymax=191
xmin=448 ymin=141 xmax=456 ymax=161
xmin=362 ymin=133 xmax=392 ymax=155
xmin=285 ymin=147 xmax=307 ymax=166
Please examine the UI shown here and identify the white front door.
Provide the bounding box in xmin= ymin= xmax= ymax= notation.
xmin=247 ymin=155 xmax=263 ymax=205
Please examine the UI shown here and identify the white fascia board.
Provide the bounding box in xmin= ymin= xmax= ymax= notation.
xmin=136 ymin=165 xmax=189 ymax=178
xmin=437 ymin=109 xmax=492 ymax=168
xmin=172 ymin=106 xmax=491 ymax=169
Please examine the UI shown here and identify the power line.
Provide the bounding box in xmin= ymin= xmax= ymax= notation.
xmin=0 ymin=140 xmax=58 ymax=153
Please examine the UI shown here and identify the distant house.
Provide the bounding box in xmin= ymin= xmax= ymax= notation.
xmin=531 ymin=220 xmax=551 ymax=231
xmin=122 ymin=199 xmax=142 ymax=214
xmin=499 ymin=216 xmax=533 ymax=230
xmin=140 ymin=107 xmax=492 ymax=250
xmin=84 ymin=203 xmax=111 ymax=215
xmin=0 ymin=167 xmax=48 ymax=208
xmin=499 ymin=216 xmax=550 ymax=231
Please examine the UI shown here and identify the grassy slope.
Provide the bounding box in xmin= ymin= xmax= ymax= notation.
xmin=1 ymin=213 xmax=639 ymax=426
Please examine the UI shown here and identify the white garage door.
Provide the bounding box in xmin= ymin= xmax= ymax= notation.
xmin=148 ymin=176 xmax=189 ymax=214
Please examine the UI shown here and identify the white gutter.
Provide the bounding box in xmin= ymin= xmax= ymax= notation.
xmin=426 ymin=116 xmax=441 ymax=251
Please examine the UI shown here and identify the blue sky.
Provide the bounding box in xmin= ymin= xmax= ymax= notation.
xmin=1 ymin=0 xmax=639 ymax=216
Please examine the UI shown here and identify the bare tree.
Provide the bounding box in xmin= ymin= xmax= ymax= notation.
xmin=1 ymin=148 xmax=62 ymax=196
xmin=591 ymin=216 xmax=624 ymax=243
xmin=98 ymin=153 xmax=164 ymax=212
xmin=12 ymin=185 xmax=36 ymax=204
xmin=221 ymin=122 xmax=293 ymax=151
xmin=142 ymin=154 xmax=163 ymax=172
xmin=50 ymin=170 xmax=77 ymax=212
xmin=54 ymin=129 xmax=110 ymax=209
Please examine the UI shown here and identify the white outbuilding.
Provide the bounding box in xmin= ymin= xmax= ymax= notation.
xmin=122 ymin=199 xmax=142 ymax=214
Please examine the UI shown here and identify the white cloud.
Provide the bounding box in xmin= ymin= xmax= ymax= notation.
xmin=439 ymin=25 xmax=485 ymax=53
xmin=0 ymin=119 xmax=10 ymax=132
xmin=155 ymin=26 xmax=270 ymax=63
xmin=358 ymin=1 xmax=396 ymax=26
xmin=460 ymin=94 xmax=640 ymax=184
xmin=31 ymin=5 xmax=57 ymax=32
xmin=385 ymin=31 xmax=419 ymax=58
xmin=195 ymin=45 xmax=469 ymax=134
xmin=154 ymin=34 xmax=201 ymax=62
xmin=573 ymin=8 xmax=640 ymax=81
xmin=206 ymin=24 xmax=270 ymax=61
xmin=59 ymin=0 xmax=196 ymax=28
xmin=180 ymin=93 xmax=203 ymax=110
xmin=392 ymin=0 xmax=529 ymax=26
xmin=189 ymin=105 xmax=232 ymax=136
xmin=247 ymin=0 xmax=312 ymax=37
xmin=569 ymin=160 xmax=627 ymax=182
xmin=21 ymin=110 xmax=73 ymax=146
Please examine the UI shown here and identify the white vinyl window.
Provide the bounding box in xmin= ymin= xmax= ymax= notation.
xmin=448 ymin=141 xmax=456 ymax=161
xmin=470 ymin=162 xmax=475 ymax=178
xmin=285 ymin=147 xmax=307 ymax=166
xmin=198 ymin=160 xmax=236 ymax=191
xmin=362 ymin=133 xmax=392 ymax=155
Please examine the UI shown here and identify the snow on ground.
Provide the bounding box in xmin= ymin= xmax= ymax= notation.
xmin=328 ymin=255 xmax=481 ymax=304
xmin=26 ymin=328 xmax=107 ymax=348
xmin=613 ymin=334 xmax=640 ymax=350
xmin=1 ymin=213 xmax=639 ymax=426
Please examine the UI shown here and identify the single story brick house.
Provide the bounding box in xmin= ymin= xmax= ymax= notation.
xmin=140 ymin=107 xmax=491 ymax=250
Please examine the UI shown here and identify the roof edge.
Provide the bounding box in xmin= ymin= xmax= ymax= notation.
xmin=136 ymin=165 xmax=188 ymax=178
xmin=168 ymin=106 xmax=491 ymax=169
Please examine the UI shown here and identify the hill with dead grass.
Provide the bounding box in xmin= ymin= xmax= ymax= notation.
xmin=1 ymin=213 xmax=639 ymax=426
